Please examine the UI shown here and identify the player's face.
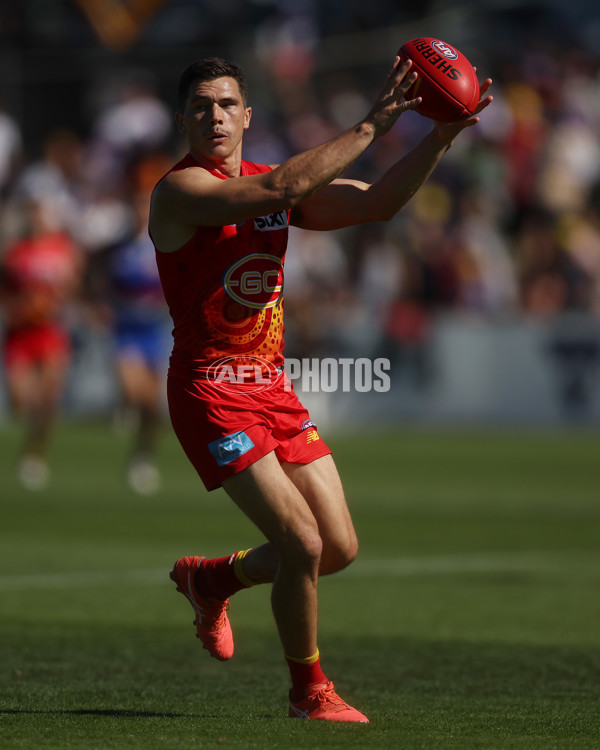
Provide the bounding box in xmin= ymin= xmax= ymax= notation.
xmin=177 ymin=77 xmax=251 ymax=162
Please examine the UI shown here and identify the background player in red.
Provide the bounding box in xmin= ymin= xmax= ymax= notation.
xmin=150 ymin=56 xmax=492 ymax=721
xmin=0 ymin=196 xmax=81 ymax=489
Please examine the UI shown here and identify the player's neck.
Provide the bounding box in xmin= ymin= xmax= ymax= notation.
xmin=189 ymin=148 xmax=242 ymax=178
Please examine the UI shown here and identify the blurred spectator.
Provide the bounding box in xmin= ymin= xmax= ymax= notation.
xmin=376 ymin=182 xmax=455 ymax=386
xmin=77 ymin=71 xmax=173 ymax=250
xmin=284 ymin=226 xmax=353 ymax=357
xmin=354 ymin=223 xmax=403 ymax=327
xmin=0 ymin=107 xmax=22 ymax=200
xmin=451 ymin=188 xmax=518 ymax=314
xmin=91 ymin=70 xmax=172 ymax=161
xmin=514 ymin=205 xmax=593 ymax=317
xmin=12 ymin=129 xmax=85 ymax=240
xmin=538 ymin=117 xmax=600 ymax=213
xmin=0 ymin=197 xmax=82 ymax=489
xmin=502 ymin=82 xmax=549 ymax=211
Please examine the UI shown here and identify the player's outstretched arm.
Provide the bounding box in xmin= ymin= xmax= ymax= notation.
xmin=368 ymin=77 xmax=493 ymax=221
xmin=291 ymin=78 xmax=493 ymax=231
xmin=264 ymin=58 xmax=422 ymax=205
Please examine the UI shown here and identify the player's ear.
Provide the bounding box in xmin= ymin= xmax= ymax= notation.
xmin=175 ymin=111 xmax=185 ymax=134
xmin=244 ymin=106 xmax=252 ymax=130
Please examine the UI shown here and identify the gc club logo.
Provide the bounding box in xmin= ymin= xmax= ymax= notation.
xmin=223 ymin=253 xmax=283 ymax=310
xmin=431 ymin=40 xmax=458 ymax=59
xmin=206 ymin=355 xmax=282 ymax=393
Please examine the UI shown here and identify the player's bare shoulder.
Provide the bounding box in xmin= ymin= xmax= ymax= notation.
xmin=153 ymin=164 xmax=218 ymax=206
xmin=149 ymin=168 xmax=200 ymax=254
xmin=150 ymin=166 xmax=219 ymax=253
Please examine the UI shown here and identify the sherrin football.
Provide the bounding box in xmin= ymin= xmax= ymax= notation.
xmin=399 ymin=37 xmax=480 ymax=122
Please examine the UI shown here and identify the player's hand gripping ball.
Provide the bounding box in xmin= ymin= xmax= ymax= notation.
xmin=399 ymin=37 xmax=480 ymax=122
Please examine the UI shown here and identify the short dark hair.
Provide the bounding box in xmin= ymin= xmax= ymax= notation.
xmin=177 ymin=57 xmax=248 ymax=111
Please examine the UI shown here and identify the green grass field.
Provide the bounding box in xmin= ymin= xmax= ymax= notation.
xmin=1 ymin=420 xmax=600 ymax=749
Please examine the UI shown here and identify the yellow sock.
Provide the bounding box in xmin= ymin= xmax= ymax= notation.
xmin=233 ymin=548 xmax=258 ymax=588
xmin=285 ymin=649 xmax=320 ymax=665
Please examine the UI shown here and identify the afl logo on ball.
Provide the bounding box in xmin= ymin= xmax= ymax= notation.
xmin=431 ymin=40 xmax=458 ymax=59
xmin=224 ymin=253 xmax=284 ymax=309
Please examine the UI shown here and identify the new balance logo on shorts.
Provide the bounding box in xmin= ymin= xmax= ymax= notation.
xmin=209 ymin=431 xmax=255 ymax=466
xmin=305 ymin=429 xmax=320 ymax=444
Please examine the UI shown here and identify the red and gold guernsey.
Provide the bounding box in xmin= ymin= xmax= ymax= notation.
xmin=153 ymin=154 xmax=288 ymax=382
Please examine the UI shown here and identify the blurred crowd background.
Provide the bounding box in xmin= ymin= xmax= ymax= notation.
xmin=2 ymin=0 xmax=600 ymax=462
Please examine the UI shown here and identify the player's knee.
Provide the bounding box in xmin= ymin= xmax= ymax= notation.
xmin=298 ymin=528 xmax=324 ymax=569
xmin=321 ymin=534 xmax=358 ymax=575
xmin=280 ymin=524 xmax=323 ymax=572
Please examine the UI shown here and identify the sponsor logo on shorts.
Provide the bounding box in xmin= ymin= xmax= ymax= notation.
xmin=209 ymin=430 xmax=255 ymax=466
xmin=223 ymin=253 xmax=284 ymax=309
xmin=305 ymin=429 xmax=320 ymax=444
xmin=301 ymin=419 xmax=315 ymax=431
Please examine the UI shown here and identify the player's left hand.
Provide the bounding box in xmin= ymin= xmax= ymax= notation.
xmin=433 ymin=77 xmax=493 ymax=141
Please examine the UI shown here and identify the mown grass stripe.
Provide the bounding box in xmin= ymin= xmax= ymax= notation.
xmin=2 ymin=551 xmax=598 ymax=591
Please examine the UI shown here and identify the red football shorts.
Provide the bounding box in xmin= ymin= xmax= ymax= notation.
xmin=167 ymin=371 xmax=331 ymax=491
xmin=3 ymin=323 xmax=71 ymax=371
